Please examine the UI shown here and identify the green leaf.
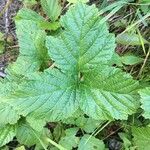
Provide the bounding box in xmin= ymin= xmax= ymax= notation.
xmin=0 ymin=124 xmax=16 ymax=147
xmin=119 ymin=132 xmax=132 ymax=149
xmin=39 ymin=21 xmax=60 ymax=31
xmin=22 ymin=0 xmax=37 ymax=7
xmin=15 ymin=146 xmax=26 ymax=150
xmin=132 ymin=126 xmax=150 ymax=150
xmin=0 ymin=41 xmax=4 ymax=54
xmin=2 ymin=69 xmax=79 ymax=122
xmin=78 ymin=134 xmax=105 ymax=150
xmin=0 ymin=32 xmax=4 ymax=41
xmin=121 ymin=54 xmax=143 ymax=65
xmin=59 ymin=128 xmax=79 ymax=150
xmin=64 ymin=114 xmax=103 ymax=133
xmin=0 ymin=78 xmax=23 ymax=125
xmin=0 ymin=32 xmax=4 ymax=54
xmin=116 ymin=33 xmax=149 ymax=45
xmin=109 ymin=53 xmax=123 ymax=67
xmin=16 ymin=8 xmax=60 ymax=31
xmin=0 ymin=3 xmax=139 ymax=125
xmin=80 ymin=67 xmax=139 ymax=120
xmin=67 ymin=0 xmax=89 ymax=3
xmin=139 ymin=87 xmax=150 ymax=119
xmin=75 ymin=116 xmax=102 ymax=133
xmin=16 ymin=120 xmax=49 ymax=147
xmin=11 ymin=20 xmax=49 ymax=75
xmin=46 ymin=3 xmax=116 ymax=73
xmin=16 ymin=8 xmax=45 ymax=22
xmin=41 ymin=0 xmax=62 ymax=21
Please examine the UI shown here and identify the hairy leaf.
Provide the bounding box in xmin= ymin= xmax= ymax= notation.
xmin=11 ymin=20 xmax=49 ymax=75
xmin=0 ymin=3 xmax=139 ymax=128
xmin=2 ymin=69 xmax=79 ymax=122
xmin=46 ymin=3 xmax=116 ymax=73
xmin=41 ymin=0 xmax=62 ymax=21
xmin=16 ymin=8 xmax=45 ymax=22
xmin=80 ymin=67 xmax=139 ymax=120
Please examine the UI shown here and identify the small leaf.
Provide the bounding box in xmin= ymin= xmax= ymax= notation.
xmin=0 ymin=42 xmax=4 ymax=54
xmin=67 ymin=0 xmax=89 ymax=3
xmin=139 ymin=87 xmax=150 ymax=119
xmin=121 ymin=54 xmax=143 ymax=65
xmin=23 ymin=0 xmax=37 ymax=7
xmin=16 ymin=121 xmax=39 ymax=146
xmin=75 ymin=116 xmax=103 ymax=133
xmin=15 ymin=146 xmax=26 ymax=150
xmin=78 ymin=134 xmax=105 ymax=150
xmin=16 ymin=120 xmax=49 ymax=147
xmin=132 ymin=126 xmax=150 ymax=150
xmin=0 ymin=32 xmax=4 ymax=41
xmin=16 ymin=8 xmax=60 ymax=31
xmin=39 ymin=21 xmax=60 ymax=31
xmin=119 ymin=132 xmax=132 ymax=149
xmin=41 ymin=0 xmax=62 ymax=21
xmin=0 ymin=124 xmax=16 ymax=147
xmin=109 ymin=53 xmax=123 ymax=66
xmin=16 ymin=8 xmax=45 ymax=22
xmin=59 ymin=128 xmax=80 ymax=150
xmin=116 ymin=33 xmax=149 ymax=45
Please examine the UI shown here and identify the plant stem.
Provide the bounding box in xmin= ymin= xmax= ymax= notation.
xmin=46 ymin=138 xmax=67 ymax=150
xmin=137 ymin=47 xmax=150 ymax=78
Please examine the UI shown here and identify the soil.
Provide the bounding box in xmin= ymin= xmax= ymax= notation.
xmin=0 ymin=0 xmax=22 ymax=76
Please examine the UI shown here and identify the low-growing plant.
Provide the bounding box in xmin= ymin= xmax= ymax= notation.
xmin=0 ymin=1 xmax=150 ymax=149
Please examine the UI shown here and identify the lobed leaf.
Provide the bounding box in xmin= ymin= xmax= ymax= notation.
xmin=1 ymin=69 xmax=79 ymax=122
xmin=10 ymin=20 xmax=49 ymax=75
xmin=80 ymin=67 xmax=139 ymax=120
xmin=0 ymin=3 xmax=140 ymax=129
xmin=46 ymin=3 xmax=116 ymax=73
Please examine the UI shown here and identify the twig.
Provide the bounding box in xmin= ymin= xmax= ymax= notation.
xmin=2 ymin=0 xmax=13 ymax=68
xmin=0 ymin=71 xmax=6 ymax=78
xmin=8 ymin=45 xmax=19 ymax=49
xmin=0 ymin=0 xmax=13 ymax=17
xmin=102 ymin=126 xmax=123 ymax=141
xmin=5 ymin=0 xmax=9 ymax=37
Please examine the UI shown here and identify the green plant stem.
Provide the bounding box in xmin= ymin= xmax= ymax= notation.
xmin=46 ymin=138 xmax=67 ymax=150
xmin=120 ymin=13 xmax=150 ymax=35
xmin=85 ymin=121 xmax=111 ymax=145
xmin=93 ymin=121 xmax=111 ymax=136
xmin=137 ymin=28 xmax=146 ymax=55
xmin=137 ymin=47 xmax=150 ymax=78
xmin=31 ymin=128 xmax=48 ymax=150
